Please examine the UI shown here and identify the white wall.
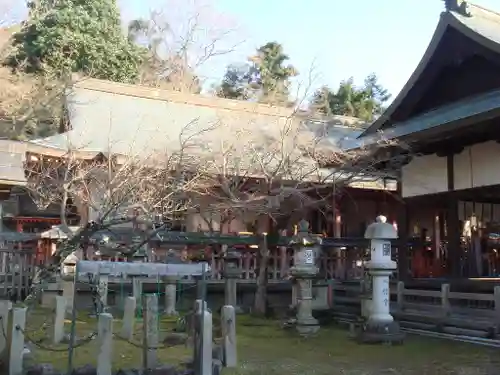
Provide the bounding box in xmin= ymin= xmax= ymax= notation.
xmin=402 ymin=154 xmax=448 ymax=198
xmin=454 ymin=141 xmax=500 ymax=190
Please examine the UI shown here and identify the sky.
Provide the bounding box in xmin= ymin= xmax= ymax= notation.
xmin=3 ymin=0 xmax=500 ymax=102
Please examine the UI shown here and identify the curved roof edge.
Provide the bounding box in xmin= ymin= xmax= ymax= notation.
xmin=360 ymin=2 xmax=500 ymax=137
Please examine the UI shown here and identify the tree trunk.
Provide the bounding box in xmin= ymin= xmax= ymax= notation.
xmin=253 ymin=234 xmax=269 ymax=316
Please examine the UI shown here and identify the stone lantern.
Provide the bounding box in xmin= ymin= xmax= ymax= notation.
xmin=163 ymin=250 xmax=183 ymax=316
xmin=60 ymin=252 xmax=79 ymax=314
xmin=359 ymin=215 xmax=404 ymax=343
xmin=289 ymin=219 xmax=321 ymax=335
xmin=223 ymin=247 xmax=242 ymax=313
xmin=60 ymin=252 xmax=79 ymax=281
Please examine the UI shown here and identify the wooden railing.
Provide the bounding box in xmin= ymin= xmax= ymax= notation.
xmin=330 ymin=281 xmax=500 ymax=336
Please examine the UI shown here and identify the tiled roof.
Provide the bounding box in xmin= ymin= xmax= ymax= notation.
xmin=29 ymin=78 xmax=362 ymax=161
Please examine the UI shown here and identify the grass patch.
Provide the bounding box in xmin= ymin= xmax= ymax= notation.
xmin=23 ymin=309 xmax=500 ymax=374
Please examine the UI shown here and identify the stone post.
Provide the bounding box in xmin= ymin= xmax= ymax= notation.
xmin=221 ymin=305 xmax=237 ymax=367
xmin=142 ymin=294 xmax=159 ymax=370
xmin=97 ymin=313 xmax=113 ymax=375
xmin=121 ymin=297 xmax=136 ymax=340
xmin=223 ymin=248 xmax=242 ymax=313
xmin=289 ymin=220 xmax=321 ymax=336
xmin=0 ymin=300 xmax=12 ymax=357
xmin=53 ymin=296 xmax=66 ymax=344
xmin=6 ymin=307 xmax=26 ymax=375
xmin=194 ymin=307 xmax=213 ymax=375
xmin=98 ymin=274 xmax=109 ymax=312
xmin=132 ymin=277 xmax=143 ymax=315
xmin=163 ymin=276 xmax=179 ymax=316
xmin=359 ymin=215 xmax=404 ymax=344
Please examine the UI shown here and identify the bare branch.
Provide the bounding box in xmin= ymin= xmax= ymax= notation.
xmin=129 ymin=0 xmax=243 ymax=93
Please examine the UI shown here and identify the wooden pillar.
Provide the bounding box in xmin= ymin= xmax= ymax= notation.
xmin=446 ymin=154 xmax=461 ymax=278
xmin=447 ymin=199 xmax=461 ymax=278
xmin=397 ymin=183 xmax=409 ymax=281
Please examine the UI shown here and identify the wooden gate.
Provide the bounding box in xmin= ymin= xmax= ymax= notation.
xmin=0 ymin=247 xmax=36 ymax=300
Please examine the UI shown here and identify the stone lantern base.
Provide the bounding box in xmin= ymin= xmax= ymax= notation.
xmin=355 ymin=320 xmax=404 ymax=344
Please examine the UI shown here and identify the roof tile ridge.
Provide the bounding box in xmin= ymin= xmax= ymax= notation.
xmin=72 ymin=78 xmax=296 ymax=118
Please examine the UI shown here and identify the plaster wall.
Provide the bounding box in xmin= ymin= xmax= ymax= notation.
xmin=402 ymin=154 xmax=448 ymax=198
xmin=454 ymin=141 xmax=500 ymax=190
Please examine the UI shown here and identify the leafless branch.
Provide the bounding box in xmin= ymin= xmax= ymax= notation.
xmin=129 ymin=0 xmax=243 ymax=93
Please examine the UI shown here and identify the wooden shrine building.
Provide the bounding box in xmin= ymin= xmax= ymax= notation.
xmin=358 ymin=1 xmax=500 ymax=281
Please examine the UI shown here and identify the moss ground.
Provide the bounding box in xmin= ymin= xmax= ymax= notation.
xmin=24 ymin=309 xmax=500 ymax=374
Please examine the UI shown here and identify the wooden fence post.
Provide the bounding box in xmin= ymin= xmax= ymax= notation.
xmin=396 ymin=281 xmax=404 ymax=312
xmin=441 ymin=283 xmax=450 ymax=317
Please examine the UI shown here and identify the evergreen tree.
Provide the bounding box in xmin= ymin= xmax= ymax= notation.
xmin=248 ymin=42 xmax=298 ymax=105
xmin=215 ymin=42 xmax=298 ymax=105
xmin=311 ymin=73 xmax=391 ymax=123
xmin=216 ymin=63 xmax=251 ymax=100
xmin=6 ymin=0 xmax=143 ymax=82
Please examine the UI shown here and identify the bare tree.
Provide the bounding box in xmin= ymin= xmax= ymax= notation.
xmin=127 ymin=0 xmax=242 ymax=93
xmin=188 ymin=104 xmax=399 ymax=314
xmin=24 ymin=121 xmax=216 ymax=265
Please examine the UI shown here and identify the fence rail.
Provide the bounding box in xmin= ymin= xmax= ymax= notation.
xmin=329 ymin=280 xmax=500 ymax=338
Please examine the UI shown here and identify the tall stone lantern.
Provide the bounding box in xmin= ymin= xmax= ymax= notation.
xmin=223 ymin=247 xmax=242 ymax=313
xmin=289 ymin=220 xmax=321 ymax=336
xmin=359 ymin=215 xmax=404 ymax=343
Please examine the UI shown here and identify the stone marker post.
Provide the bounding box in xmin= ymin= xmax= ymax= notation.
xmin=289 ymin=220 xmax=321 ymax=336
xmin=132 ymin=277 xmax=143 ymax=315
xmin=0 ymin=300 xmax=12 ymax=357
xmin=6 ymin=307 xmax=26 ymax=375
xmin=223 ymin=248 xmax=242 ymax=313
xmin=221 ymin=305 xmax=237 ymax=367
xmin=97 ymin=313 xmax=113 ymax=375
xmin=142 ymin=294 xmax=159 ymax=370
xmin=194 ymin=306 xmax=213 ymax=375
xmin=53 ymin=295 xmax=66 ymax=344
xmin=359 ymin=215 xmax=404 ymax=344
xmin=97 ymin=274 xmax=109 ymax=312
xmin=121 ymin=296 xmax=137 ymax=340
xmin=163 ymin=276 xmax=179 ymax=316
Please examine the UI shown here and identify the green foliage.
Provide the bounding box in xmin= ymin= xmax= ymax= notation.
xmin=215 ymin=42 xmax=297 ymax=105
xmin=216 ymin=63 xmax=251 ymax=100
xmin=249 ymin=42 xmax=298 ymax=105
xmin=311 ymin=73 xmax=391 ymax=122
xmin=6 ymin=0 xmax=144 ymax=82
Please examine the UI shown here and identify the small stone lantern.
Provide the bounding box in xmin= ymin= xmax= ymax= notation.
xmin=359 ymin=215 xmax=404 ymax=344
xmin=163 ymin=250 xmax=183 ymax=316
xmin=289 ymin=219 xmax=321 ymax=335
xmin=60 ymin=252 xmax=79 ymax=314
xmin=60 ymin=252 xmax=79 ymax=281
xmin=223 ymin=247 xmax=242 ymax=313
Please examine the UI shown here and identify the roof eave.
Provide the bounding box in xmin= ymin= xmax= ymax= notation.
xmin=359 ymin=12 xmax=452 ymax=137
